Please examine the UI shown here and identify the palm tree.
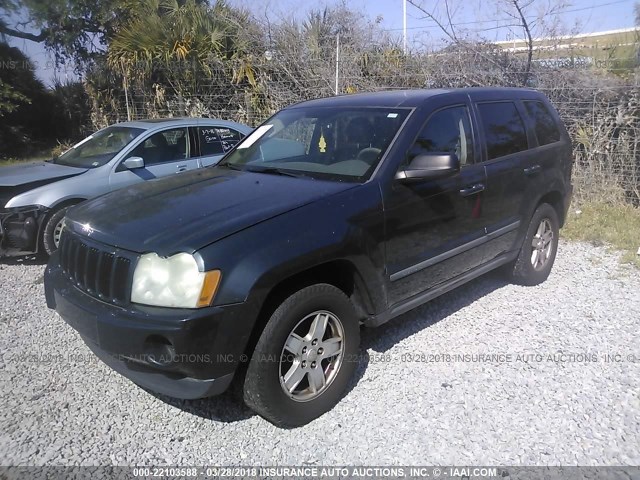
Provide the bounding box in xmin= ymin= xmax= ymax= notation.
xmin=107 ymin=0 xmax=257 ymax=116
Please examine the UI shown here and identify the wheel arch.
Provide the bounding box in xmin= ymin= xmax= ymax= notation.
xmin=39 ymin=198 xmax=87 ymax=252
xmin=49 ymin=197 xmax=87 ymax=211
xmin=243 ymin=259 xmax=374 ymax=359
xmin=536 ymin=190 xmax=566 ymax=227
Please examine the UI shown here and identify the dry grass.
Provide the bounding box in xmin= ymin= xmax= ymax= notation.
xmin=562 ymin=202 xmax=640 ymax=268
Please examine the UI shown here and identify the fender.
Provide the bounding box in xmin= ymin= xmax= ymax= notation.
xmin=197 ymin=182 xmax=388 ymax=315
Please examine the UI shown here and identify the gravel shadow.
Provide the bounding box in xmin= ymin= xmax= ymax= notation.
xmin=149 ymin=350 xmax=370 ymax=425
xmin=145 ymin=272 xmax=506 ymax=424
xmin=148 ymin=388 xmax=255 ymax=424
xmin=361 ymin=270 xmax=508 ymax=353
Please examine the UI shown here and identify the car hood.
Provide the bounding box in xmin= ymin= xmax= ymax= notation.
xmin=0 ymin=161 xmax=87 ymax=187
xmin=66 ymin=167 xmax=357 ymax=255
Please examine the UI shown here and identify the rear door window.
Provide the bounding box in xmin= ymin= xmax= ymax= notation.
xmin=524 ymin=101 xmax=561 ymax=146
xmin=198 ymin=126 xmax=244 ymax=156
xmin=477 ymin=102 xmax=528 ymax=160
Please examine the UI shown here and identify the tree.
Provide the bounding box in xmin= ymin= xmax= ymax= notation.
xmin=0 ymin=0 xmax=126 ymax=68
xmin=407 ymin=0 xmax=571 ymax=86
xmin=108 ymin=0 xmax=239 ymax=74
xmin=89 ymin=0 xmax=261 ymax=116
xmin=0 ymin=42 xmax=47 ymax=156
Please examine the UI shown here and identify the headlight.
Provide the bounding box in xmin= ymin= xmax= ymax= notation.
xmin=131 ymin=252 xmax=221 ymax=308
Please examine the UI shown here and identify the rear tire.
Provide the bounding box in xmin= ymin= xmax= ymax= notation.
xmin=243 ymin=284 xmax=360 ymax=428
xmin=506 ymin=203 xmax=559 ymax=286
xmin=42 ymin=206 xmax=69 ymax=256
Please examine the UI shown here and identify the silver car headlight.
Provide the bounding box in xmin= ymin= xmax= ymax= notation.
xmin=131 ymin=252 xmax=221 ymax=308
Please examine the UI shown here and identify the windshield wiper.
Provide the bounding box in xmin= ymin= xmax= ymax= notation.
xmin=221 ymin=163 xmax=243 ymax=171
xmin=241 ymin=165 xmax=307 ymax=178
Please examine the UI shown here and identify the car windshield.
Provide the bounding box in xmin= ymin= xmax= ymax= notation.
xmin=221 ymin=106 xmax=411 ymax=182
xmin=54 ymin=126 xmax=145 ymax=168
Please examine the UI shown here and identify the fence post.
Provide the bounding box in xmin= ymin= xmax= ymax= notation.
xmin=335 ymin=33 xmax=340 ymax=96
xmin=122 ymin=62 xmax=132 ymax=122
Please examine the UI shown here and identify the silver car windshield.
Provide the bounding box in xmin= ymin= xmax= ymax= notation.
xmin=221 ymin=107 xmax=410 ymax=182
xmin=54 ymin=126 xmax=145 ymax=168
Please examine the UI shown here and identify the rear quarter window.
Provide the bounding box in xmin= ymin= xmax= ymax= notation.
xmin=524 ymin=100 xmax=561 ymax=146
xmin=477 ymin=101 xmax=528 ymax=160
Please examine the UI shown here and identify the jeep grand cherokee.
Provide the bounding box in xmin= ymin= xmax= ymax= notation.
xmin=45 ymin=88 xmax=572 ymax=427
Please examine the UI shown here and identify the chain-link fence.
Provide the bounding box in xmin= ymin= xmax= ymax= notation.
xmin=88 ymin=46 xmax=640 ymax=205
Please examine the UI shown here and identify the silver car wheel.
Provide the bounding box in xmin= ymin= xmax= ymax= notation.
xmin=279 ymin=310 xmax=345 ymax=402
xmin=53 ymin=218 xmax=65 ymax=248
xmin=531 ymin=218 xmax=554 ymax=270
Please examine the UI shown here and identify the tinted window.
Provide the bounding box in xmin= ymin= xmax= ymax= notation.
xmin=415 ymin=106 xmax=474 ymax=166
xmin=524 ymin=101 xmax=560 ymax=146
xmin=199 ymin=127 xmax=244 ymax=156
xmin=478 ymin=102 xmax=528 ymax=160
xmin=222 ymin=107 xmax=410 ymax=182
xmin=128 ymin=128 xmax=188 ymax=165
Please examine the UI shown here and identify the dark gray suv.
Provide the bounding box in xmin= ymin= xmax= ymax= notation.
xmin=46 ymin=88 xmax=572 ymax=427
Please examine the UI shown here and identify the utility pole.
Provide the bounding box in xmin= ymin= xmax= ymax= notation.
xmin=335 ymin=33 xmax=340 ymax=95
xmin=403 ymin=0 xmax=407 ymax=54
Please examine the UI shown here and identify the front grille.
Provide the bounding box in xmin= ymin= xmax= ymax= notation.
xmin=59 ymin=230 xmax=133 ymax=304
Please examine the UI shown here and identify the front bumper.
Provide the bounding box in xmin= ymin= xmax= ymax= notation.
xmin=44 ymin=252 xmax=254 ymax=399
xmin=0 ymin=205 xmax=47 ymax=256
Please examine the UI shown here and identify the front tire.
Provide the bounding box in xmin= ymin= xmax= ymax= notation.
xmin=243 ymin=284 xmax=360 ymax=428
xmin=42 ymin=206 xmax=69 ymax=256
xmin=506 ymin=203 xmax=560 ymax=286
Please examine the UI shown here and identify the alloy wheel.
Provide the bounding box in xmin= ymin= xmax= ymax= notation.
xmin=531 ymin=218 xmax=554 ymax=270
xmin=279 ymin=310 xmax=345 ymax=402
xmin=53 ymin=218 xmax=65 ymax=249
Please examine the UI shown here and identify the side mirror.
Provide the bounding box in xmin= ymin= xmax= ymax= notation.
xmin=122 ymin=156 xmax=145 ymax=170
xmin=395 ymin=153 xmax=460 ymax=182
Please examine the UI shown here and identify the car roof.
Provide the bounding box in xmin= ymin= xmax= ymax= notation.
xmin=113 ymin=117 xmax=251 ymax=131
xmin=290 ymin=87 xmax=543 ymax=109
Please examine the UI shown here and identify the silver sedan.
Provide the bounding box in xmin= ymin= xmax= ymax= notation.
xmin=0 ymin=117 xmax=252 ymax=257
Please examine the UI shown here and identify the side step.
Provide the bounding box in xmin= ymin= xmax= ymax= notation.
xmin=364 ymin=252 xmax=516 ymax=328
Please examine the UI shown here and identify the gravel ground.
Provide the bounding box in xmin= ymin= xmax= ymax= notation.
xmin=0 ymin=241 xmax=638 ymax=466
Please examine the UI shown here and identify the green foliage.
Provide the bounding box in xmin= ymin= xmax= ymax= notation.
xmin=0 ymin=0 xmax=123 ymax=68
xmin=0 ymin=42 xmax=47 ymax=156
xmin=108 ymin=0 xmax=243 ymax=75
xmin=100 ymin=0 xmax=259 ymax=117
xmin=0 ymin=42 xmax=91 ymax=158
xmin=0 ymin=79 xmax=29 ymax=116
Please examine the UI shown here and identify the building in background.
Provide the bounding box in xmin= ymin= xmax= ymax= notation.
xmin=495 ymin=27 xmax=638 ymax=72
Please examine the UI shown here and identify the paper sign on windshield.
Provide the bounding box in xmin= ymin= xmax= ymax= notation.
xmin=237 ymin=125 xmax=273 ymax=150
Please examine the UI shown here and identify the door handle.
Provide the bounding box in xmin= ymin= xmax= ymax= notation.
xmin=524 ymin=164 xmax=541 ymax=176
xmin=177 ymin=164 xmax=187 ymax=172
xmin=459 ymin=183 xmax=485 ymax=197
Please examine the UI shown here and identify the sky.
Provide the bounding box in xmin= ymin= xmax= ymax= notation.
xmin=7 ymin=0 xmax=638 ymax=86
